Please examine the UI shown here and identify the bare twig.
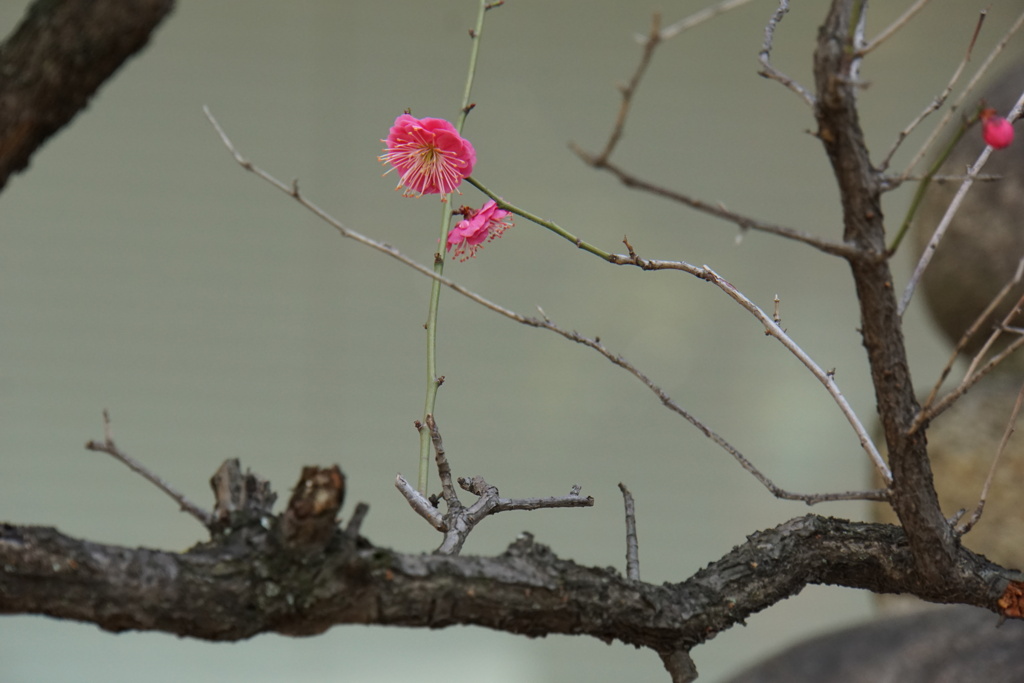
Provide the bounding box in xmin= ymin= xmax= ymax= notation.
xmin=758 ymin=0 xmax=815 ymax=107
xmin=660 ymin=650 xmax=699 ymax=683
xmin=85 ymin=410 xmax=213 ymax=527
xmin=886 ymin=120 xmax=973 ymax=253
xmin=536 ymin=318 xmax=887 ymax=504
xmin=207 ymin=108 xmax=888 ymax=501
xmin=206 ymin=107 xmax=551 ymax=318
xmin=590 ymin=13 xmax=661 ymax=165
xmin=899 ymin=87 xmax=1024 ymax=317
xmin=438 ymin=475 xmax=593 ymax=556
xmin=654 ymin=0 xmax=758 ymax=41
xmin=567 ymin=152 xmax=858 ymax=258
xmin=344 ymin=501 xmax=370 ymax=539
xmin=913 ymin=259 xmax=1024 ymax=432
xmin=878 ymin=10 xmax=983 ymax=172
xmin=927 ymin=172 xmax=1002 ymax=183
xmin=858 ymin=0 xmax=935 ymax=56
xmin=900 ymin=10 xmax=1024 ymax=182
xmin=401 ymin=416 xmax=593 ymax=554
xmin=459 ymin=478 xmax=594 ymax=515
xmin=607 ymin=250 xmax=891 ymax=485
xmin=958 ymin=380 xmax=1024 ymax=535
xmin=619 ymin=483 xmax=640 ymax=581
xmin=425 ymin=415 xmax=460 ymax=508
xmin=569 ymin=3 xmax=853 ymax=260
xmin=394 ymin=474 xmax=446 ymax=531
xmin=604 ymin=0 xmax=759 ymax=164
xmin=961 ymin=306 xmax=1024 ymax=384
xmin=915 ymin=294 xmax=1024 ymax=430
xmin=577 ymin=0 xmax=841 ymax=260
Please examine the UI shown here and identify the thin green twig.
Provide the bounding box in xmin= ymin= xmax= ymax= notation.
xmin=465 ymin=176 xmax=613 ymax=260
xmin=418 ymin=0 xmax=495 ymax=493
xmin=887 ymin=117 xmax=971 ymax=255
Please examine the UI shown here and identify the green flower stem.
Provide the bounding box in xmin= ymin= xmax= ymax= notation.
xmin=417 ymin=0 xmax=492 ymax=494
xmin=888 ymin=118 xmax=973 ymax=254
xmin=457 ymin=1 xmax=489 ymax=128
xmin=418 ymin=197 xmax=452 ymax=493
xmin=466 ymin=176 xmax=614 ymax=260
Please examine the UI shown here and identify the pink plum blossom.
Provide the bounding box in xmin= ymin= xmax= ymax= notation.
xmin=446 ymin=200 xmax=513 ymax=261
xmin=981 ymin=108 xmax=1014 ymax=150
xmin=379 ymin=114 xmax=476 ymax=196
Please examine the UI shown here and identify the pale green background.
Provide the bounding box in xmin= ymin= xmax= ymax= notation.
xmin=0 ymin=1 xmax=1012 ymax=681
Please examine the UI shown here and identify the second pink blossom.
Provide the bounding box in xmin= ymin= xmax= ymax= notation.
xmin=447 ymin=200 xmax=513 ymax=261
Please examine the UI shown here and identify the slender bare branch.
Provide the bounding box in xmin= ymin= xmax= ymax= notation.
xmin=878 ymin=10 xmax=984 ymax=172
xmin=899 ymin=87 xmax=1024 ymax=317
xmin=206 ymin=107 xmax=887 ymax=502
xmin=858 ymin=0 xmax=935 ymax=56
xmin=958 ymin=380 xmax=1024 ymax=535
xmin=914 ymin=260 xmax=1024 ymax=433
xmin=609 ymin=246 xmax=891 ymax=485
xmin=85 ymin=410 xmax=213 ymax=527
xmin=917 ymin=307 xmax=1024 ymax=429
xmin=461 ymin=479 xmax=594 ymax=516
xmin=538 ymin=313 xmax=887 ymax=504
xmin=962 ymin=314 xmax=1024 ymax=384
xmin=569 ymin=151 xmax=858 ymax=258
xmin=604 ymin=0 xmax=761 ymax=166
xmin=569 ymin=2 xmax=853 ymax=259
xmin=433 ymin=475 xmax=594 ymax=556
xmin=619 ymin=483 xmax=641 ymax=581
xmin=758 ymin=0 xmax=815 ymax=107
xmin=394 ymin=474 xmax=446 ymax=531
xmin=900 ymin=10 xmax=1024 ymax=182
xmin=402 ymin=415 xmax=594 ymax=554
xmin=426 ymin=415 xmax=460 ymax=508
xmin=654 ymin=0 xmax=758 ymax=41
xmin=589 ymin=13 xmax=661 ymax=165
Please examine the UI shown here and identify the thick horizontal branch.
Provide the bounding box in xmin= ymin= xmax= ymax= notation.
xmin=0 ymin=514 xmax=1015 ymax=654
xmin=0 ymin=0 xmax=175 ymax=190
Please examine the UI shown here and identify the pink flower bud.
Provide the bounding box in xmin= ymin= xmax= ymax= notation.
xmin=981 ymin=108 xmax=1014 ymax=150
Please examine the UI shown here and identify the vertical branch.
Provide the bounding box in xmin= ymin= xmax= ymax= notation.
xmin=758 ymin=0 xmax=816 ymax=106
xmin=813 ymin=0 xmax=957 ymax=580
xmin=416 ymin=0 xmax=498 ymax=493
xmin=618 ymin=483 xmax=640 ymax=581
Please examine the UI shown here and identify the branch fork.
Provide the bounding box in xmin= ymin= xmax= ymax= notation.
xmin=396 ymin=415 xmax=594 ymax=555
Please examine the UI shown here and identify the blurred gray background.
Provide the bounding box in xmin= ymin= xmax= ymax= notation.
xmin=1 ymin=1 xmax=1015 ymax=681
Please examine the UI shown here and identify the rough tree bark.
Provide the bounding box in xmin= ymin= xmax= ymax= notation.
xmin=2 ymin=2 xmax=1023 ymax=682
xmin=813 ymin=1 xmax=959 ymax=581
xmin=0 ymin=0 xmax=175 ymax=190
xmin=0 ymin=508 xmax=1011 ymax=647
